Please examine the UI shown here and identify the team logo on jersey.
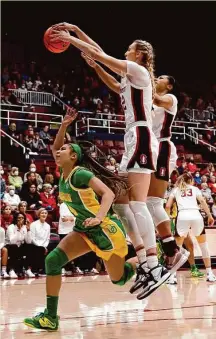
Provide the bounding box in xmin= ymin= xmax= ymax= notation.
xmin=140 ymin=154 xmax=147 ymax=165
xmin=107 ymin=225 xmax=117 ymax=234
xmin=159 ymin=167 xmax=166 ymax=177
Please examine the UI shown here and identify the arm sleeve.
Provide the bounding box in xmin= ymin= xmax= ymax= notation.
xmin=126 ymin=61 xmax=150 ymax=87
xmin=71 ymin=169 xmax=95 ymax=188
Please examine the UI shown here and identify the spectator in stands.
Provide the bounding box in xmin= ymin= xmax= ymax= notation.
xmin=170 ymin=169 xmax=179 ymax=185
xmin=24 ymin=164 xmax=43 ymax=189
xmin=26 ymin=77 xmax=33 ymax=90
xmin=3 ymin=185 xmax=21 ymax=210
xmin=39 ymin=125 xmax=52 ymax=145
xmin=7 ymin=122 xmax=20 ymax=141
xmin=105 ymin=157 xmax=119 ymax=173
xmin=8 ymin=167 xmax=23 ymax=193
xmin=0 ymin=226 xmax=9 ymax=278
xmin=201 ymin=163 xmax=215 ymax=176
xmin=187 ymin=157 xmax=197 ymax=174
xmin=208 ymin=176 xmax=216 ymax=194
xmin=212 ymin=197 xmax=216 ymax=220
xmin=194 ymin=171 xmax=202 ymax=186
xmin=30 ymin=208 xmax=50 ymax=275
xmin=44 ymin=174 xmax=58 ymax=191
xmin=201 ymin=175 xmax=208 ymax=184
xmin=177 ymin=156 xmax=187 ymax=175
xmin=35 ymin=75 xmax=42 ymax=90
xmin=5 ymin=212 xmax=32 ymax=278
xmin=21 ymin=183 xmax=42 ymax=210
xmin=24 ymin=125 xmax=35 ymax=137
xmin=0 ymin=167 xmax=6 ymax=199
xmin=18 ymin=201 xmax=34 ymax=224
xmin=40 ymin=184 xmax=57 ymax=211
xmin=200 ymin=183 xmax=213 ymax=203
xmin=31 ymin=132 xmax=47 ymax=153
xmin=0 ymin=205 xmax=14 ymax=231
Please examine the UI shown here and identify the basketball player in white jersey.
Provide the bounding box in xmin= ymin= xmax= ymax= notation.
xmin=147 ymin=76 xmax=189 ymax=284
xmin=51 ymin=23 xmax=171 ymax=299
xmin=166 ymin=173 xmax=216 ymax=282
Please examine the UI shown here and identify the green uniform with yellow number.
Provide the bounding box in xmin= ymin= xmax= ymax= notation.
xmin=59 ymin=166 xmax=128 ymax=261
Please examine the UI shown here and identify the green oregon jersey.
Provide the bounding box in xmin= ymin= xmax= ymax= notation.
xmin=59 ymin=166 xmax=101 ymax=232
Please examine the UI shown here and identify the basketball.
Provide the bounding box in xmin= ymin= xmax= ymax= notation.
xmin=43 ymin=27 xmax=70 ymax=53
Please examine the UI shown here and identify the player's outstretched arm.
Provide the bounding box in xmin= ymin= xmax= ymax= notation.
xmin=50 ymin=30 xmax=127 ymax=77
xmin=52 ymin=107 xmax=78 ymax=161
xmin=52 ymin=22 xmax=103 ymax=51
xmin=153 ymin=94 xmax=174 ymax=111
xmin=81 ymin=53 xmax=120 ymax=94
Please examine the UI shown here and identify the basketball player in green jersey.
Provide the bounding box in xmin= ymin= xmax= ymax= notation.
xmin=24 ymin=107 xmax=137 ymax=331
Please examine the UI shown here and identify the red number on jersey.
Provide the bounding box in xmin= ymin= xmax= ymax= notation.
xmin=181 ymin=189 xmax=193 ymax=197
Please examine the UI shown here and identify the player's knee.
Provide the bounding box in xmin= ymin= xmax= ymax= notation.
xmin=45 ymin=247 xmax=68 ymax=276
xmin=111 ymin=262 xmax=135 ymax=286
xmin=198 ymin=242 xmax=210 ymax=259
xmin=147 ymin=197 xmax=169 ymax=227
xmin=112 ymin=204 xmax=134 ymax=233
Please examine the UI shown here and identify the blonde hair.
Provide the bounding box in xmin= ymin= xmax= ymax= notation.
xmin=134 ymin=40 xmax=155 ymax=96
xmin=175 ymin=173 xmax=193 ymax=193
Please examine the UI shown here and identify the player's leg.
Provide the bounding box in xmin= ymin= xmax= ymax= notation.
xmin=24 ymin=231 xmax=91 ymax=331
xmin=113 ymin=192 xmax=146 ymax=264
xmin=103 ymin=254 xmax=137 ymax=286
xmin=195 ymin=228 xmax=216 ymax=282
xmin=147 ymin=173 xmax=189 ymax=273
xmin=183 ymin=233 xmax=204 ymax=278
xmin=1 ymin=247 xmax=9 ymax=278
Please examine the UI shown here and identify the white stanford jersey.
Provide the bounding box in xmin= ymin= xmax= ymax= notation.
xmin=120 ymin=61 xmax=153 ymax=128
xmin=152 ymin=94 xmax=177 ymax=139
xmin=170 ymin=185 xmax=202 ymax=211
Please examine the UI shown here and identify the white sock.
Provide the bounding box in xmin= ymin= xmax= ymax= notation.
xmin=206 ymin=267 xmax=212 ymax=274
xmin=136 ymin=248 xmax=147 ymax=265
xmin=2 ymin=266 xmax=6 ymax=273
xmin=147 ymin=255 xmax=158 ymax=269
xmin=129 ymin=201 xmax=157 ymax=251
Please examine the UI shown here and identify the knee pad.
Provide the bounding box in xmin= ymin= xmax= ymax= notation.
xmin=45 ymin=247 xmax=69 ymax=276
xmin=112 ymin=204 xmax=135 ymax=233
xmin=198 ymin=242 xmax=210 ymax=259
xmin=111 ymin=262 xmax=135 ymax=286
xmin=129 ymin=201 xmax=156 ymax=250
xmin=146 ymin=197 xmax=170 ymax=228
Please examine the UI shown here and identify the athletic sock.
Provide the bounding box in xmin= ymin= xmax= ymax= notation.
xmin=47 ymin=296 xmax=59 ymax=318
xmin=147 ymin=255 xmax=158 ymax=269
xmin=206 ymin=267 xmax=212 ymax=274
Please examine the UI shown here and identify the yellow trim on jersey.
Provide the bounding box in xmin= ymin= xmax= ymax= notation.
xmin=59 ymin=192 xmax=72 ymax=203
xmin=67 ymin=205 xmax=78 ymax=217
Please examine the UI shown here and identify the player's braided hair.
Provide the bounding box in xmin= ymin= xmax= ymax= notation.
xmin=175 ymin=173 xmax=193 ymax=193
xmin=134 ymin=40 xmax=155 ymax=97
xmin=77 ymin=141 xmax=128 ymax=201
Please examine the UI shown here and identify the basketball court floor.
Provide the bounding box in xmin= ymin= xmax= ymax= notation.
xmin=1 ymin=271 xmax=216 ymax=339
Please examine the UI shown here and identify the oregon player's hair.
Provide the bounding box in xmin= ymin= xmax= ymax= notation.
xmin=175 ymin=172 xmax=193 ymax=193
xmin=75 ymin=141 xmax=128 ymax=200
xmin=134 ymin=39 xmax=155 ymax=96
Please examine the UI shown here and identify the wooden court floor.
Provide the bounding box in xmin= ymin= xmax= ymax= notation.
xmin=1 ymin=271 xmax=216 ymax=339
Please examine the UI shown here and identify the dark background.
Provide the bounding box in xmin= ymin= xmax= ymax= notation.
xmin=2 ymin=1 xmax=216 ymax=92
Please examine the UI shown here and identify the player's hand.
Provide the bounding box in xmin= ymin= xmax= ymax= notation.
xmin=62 ymin=107 xmax=78 ymax=127
xmin=52 ymin=22 xmax=78 ymax=33
xmin=83 ymin=217 xmax=101 ymax=227
xmin=50 ymin=29 xmax=71 ymax=43
xmin=208 ymin=215 xmax=214 ymax=227
xmin=81 ymin=52 xmax=97 ymax=68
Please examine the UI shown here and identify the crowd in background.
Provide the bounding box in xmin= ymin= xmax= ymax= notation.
xmin=1 ymin=60 xmax=216 ymax=279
